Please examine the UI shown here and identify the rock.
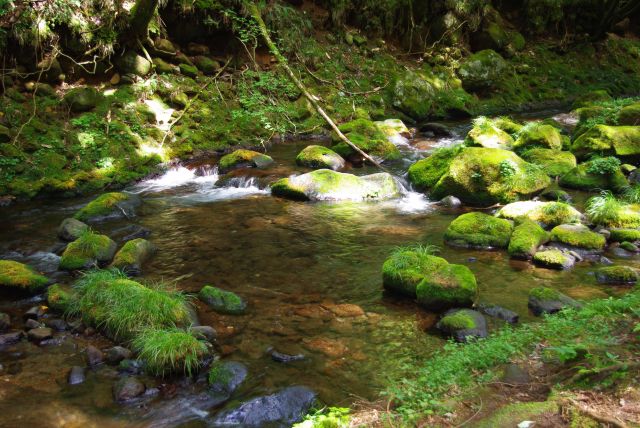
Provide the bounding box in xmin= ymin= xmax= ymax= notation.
xmin=120 ymin=225 xmax=152 ymax=242
xmin=187 ymin=43 xmax=210 ymax=55
xmin=444 ymin=212 xmax=513 ymax=249
xmin=57 ymin=218 xmax=89 ymax=241
xmin=27 ymin=327 xmax=53 ymax=342
xmin=550 ymin=224 xmax=606 ymax=251
xmin=47 ymin=284 xmax=74 ymax=313
xmin=179 ymin=63 xmax=198 ymax=77
xmin=438 ymin=195 xmax=462 ymax=208
xmin=118 ymin=359 xmax=145 ymax=375
xmin=270 ymin=350 xmax=305 ymax=363
xmin=170 ymin=91 xmax=189 ymax=108
xmin=520 ymin=148 xmax=577 ymax=177
xmin=153 ymin=57 xmax=175 ymax=74
xmin=513 ymin=123 xmax=563 ymax=152
xmin=533 ymin=249 xmax=575 ymax=270
xmin=465 ymin=117 xmax=514 ymax=149
xmin=74 ymin=192 xmax=141 ymax=222
xmin=572 ymin=90 xmax=612 ymax=109
xmin=212 ymin=386 xmax=316 ymax=427
xmin=0 ymin=331 xmax=23 ymax=346
xmin=617 ymin=103 xmax=640 ymax=126
xmin=458 ymin=49 xmax=508 ymax=92
xmin=0 ymin=260 xmax=48 ymax=292
xmin=117 ymin=51 xmax=151 ymax=77
xmin=44 ymin=318 xmax=67 ymax=331
xmin=199 ymin=286 xmax=247 ymax=315
xmin=420 ymin=122 xmax=453 ymax=137
xmin=25 ymin=82 xmax=56 ymax=96
xmin=540 ymin=189 xmax=572 ymax=203
xmin=191 ymin=326 xmax=217 ymax=342
xmin=110 ymin=73 xmax=121 ymax=85
xmin=571 ymin=125 xmax=640 ymax=160
xmin=105 ymin=346 xmax=132 ymax=365
xmin=620 ymin=241 xmax=639 ymax=252
xmin=436 ymin=309 xmax=487 ymax=343
xmin=271 ymin=170 xmax=402 ymax=202
xmin=59 ymin=232 xmax=117 ymax=270
xmin=528 ymin=286 xmax=581 ymax=316
xmin=23 ymin=306 xmax=45 ymax=321
xmin=86 ymin=345 xmax=104 ymax=366
xmin=0 ymin=313 xmax=9 ymax=331
xmin=476 ymin=303 xmax=519 ymax=324
xmin=193 ymin=56 xmax=219 ymax=74
xmin=63 ymin=87 xmax=102 ymax=112
xmin=595 ymin=266 xmax=639 ymax=285
xmin=154 ymin=38 xmax=177 ymax=56
xmin=407 ymin=145 xmax=462 ymax=191
xmin=331 ymin=118 xmax=401 ymax=162
xmin=560 ymin=159 xmax=628 ymax=193
xmin=110 ymin=238 xmax=156 ymax=275
xmin=24 ymin=319 xmax=41 ymax=329
xmin=219 ymin=149 xmax=274 ymax=173
xmin=295 ymin=145 xmax=345 ymax=171
xmin=208 ymin=361 xmax=248 ymax=397
xmin=68 ymin=366 xmax=86 ymax=385
xmin=496 ymin=201 xmax=582 ymax=227
xmin=113 ymin=377 xmax=146 ymax=401
xmin=429 ymin=147 xmax=551 ymax=206
xmin=508 ymin=220 xmax=549 ymax=259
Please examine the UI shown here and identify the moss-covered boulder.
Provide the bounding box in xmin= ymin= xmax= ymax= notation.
xmin=528 ymin=286 xmax=580 ymax=316
xmin=179 ymin=63 xmax=198 ymax=78
xmin=375 ymin=119 xmax=410 ymax=140
xmin=295 ymin=146 xmax=345 ymax=171
xmin=609 ymin=228 xmax=640 ymax=242
xmin=493 ymin=117 xmax=523 ymax=137
xmin=271 ymin=170 xmax=401 ymax=202
xmin=0 ymin=260 xmax=48 ymax=292
xmin=464 ymin=117 xmax=514 ymax=149
xmin=74 ymin=192 xmax=141 ymax=222
xmin=458 ymin=49 xmax=508 ymax=92
xmin=549 ymin=224 xmax=606 ymax=250
xmin=617 ymin=103 xmax=640 ymax=126
xmin=571 ymin=90 xmax=612 ymax=109
xmin=117 ymin=51 xmax=151 ymax=76
xmin=595 ymin=266 xmax=638 ymax=285
xmin=496 ymin=201 xmax=582 ymax=227
xmin=47 ymin=284 xmax=75 ymax=313
xmin=508 ymin=220 xmax=549 ymax=259
xmin=193 ymin=56 xmax=220 ymax=75
xmin=431 ymin=147 xmax=551 ymax=206
xmin=513 ymin=123 xmax=563 ymax=152
xmin=416 ymin=262 xmax=478 ymax=311
xmin=57 ymin=218 xmax=89 ymax=242
xmin=111 ymin=239 xmax=156 ymax=274
xmin=519 ymin=148 xmax=577 ymax=177
xmin=63 ymin=87 xmax=102 ymax=113
xmin=199 ymin=286 xmax=247 ymax=315
xmin=218 ymin=149 xmax=274 ymax=173
xmin=571 ymin=125 xmax=640 ymax=160
xmin=560 ymin=161 xmax=628 ymax=193
xmin=382 ymin=247 xmax=449 ymax=297
xmin=209 ymin=361 xmax=248 ymax=397
xmin=532 ymin=249 xmax=575 ymax=270
xmin=436 ymin=309 xmax=487 ymax=343
xmin=407 ymin=146 xmax=461 ymax=191
xmin=331 ymin=119 xmax=401 ymax=162
xmin=153 ymin=57 xmax=175 ymax=74
xmin=59 ymin=232 xmax=117 ymax=270
xmin=444 ymin=212 xmax=513 ymax=249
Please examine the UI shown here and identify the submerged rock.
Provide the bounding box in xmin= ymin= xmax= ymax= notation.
xmin=113 ymin=377 xmax=146 ymax=401
xmin=86 ymin=345 xmax=104 ymax=366
xmin=218 ymin=149 xmax=274 ymax=173
xmin=295 ymin=145 xmax=345 ymax=171
xmin=68 ymin=366 xmax=86 ymax=385
xmin=528 ymin=286 xmax=581 ymax=316
xmin=436 ymin=309 xmax=488 ymax=342
xmin=0 ymin=260 xmax=48 ymax=292
xmin=476 ymin=303 xmax=519 ymax=324
xmin=595 ymin=266 xmax=639 ymax=285
xmin=270 ymin=349 xmax=305 ymax=363
xmin=74 ymin=192 xmax=141 ymax=222
xmin=212 ymin=386 xmax=316 ymax=427
xmin=445 ymin=212 xmax=513 ymax=249
xmin=110 ymin=238 xmax=156 ymax=275
xmin=271 ymin=169 xmax=402 ymax=202
xmin=199 ymin=286 xmax=247 ymax=315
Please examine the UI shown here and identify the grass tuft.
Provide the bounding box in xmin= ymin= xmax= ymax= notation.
xmin=132 ymin=328 xmax=207 ymax=377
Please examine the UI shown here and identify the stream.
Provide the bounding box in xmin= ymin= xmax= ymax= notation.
xmin=0 ymin=110 xmax=635 ymax=427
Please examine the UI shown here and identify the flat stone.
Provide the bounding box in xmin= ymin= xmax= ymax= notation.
xmin=302 ymin=337 xmax=348 ymax=358
xmin=113 ymin=377 xmax=146 ymax=401
xmin=322 ymin=303 xmax=365 ymax=318
xmin=68 ymin=366 xmax=86 ymax=385
xmin=24 ymin=319 xmax=41 ymax=329
xmin=191 ymin=326 xmax=217 ymax=342
xmin=86 ymin=345 xmax=104 ymax=366
xmin=27 ymin=327 xmax=53 ymax=342
xmin=105 ymin=346 xmax=132 ymax=365
xmin=23 ymin=306 xmax=45 ymax=321
xmin=0 ymin=331 xmax=24 ymax=346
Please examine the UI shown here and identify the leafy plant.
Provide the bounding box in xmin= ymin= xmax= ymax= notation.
xmin=586 ymin=156 xmax=621 ymax=175
xmin=585 ymin=191 xmax=623 ymax=226
xmin=293 ymin=407 xmax=350 ymax=428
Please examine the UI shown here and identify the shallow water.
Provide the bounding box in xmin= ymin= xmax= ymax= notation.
xmin=0 ymin=113 xmax=637 ymax=427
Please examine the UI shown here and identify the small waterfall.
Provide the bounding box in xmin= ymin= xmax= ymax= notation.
xmin=132 ymin=166 xmax=219 ymax=193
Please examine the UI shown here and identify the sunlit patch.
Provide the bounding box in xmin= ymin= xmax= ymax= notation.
xmin=96 ymin=157 xmax=114 ymax=171
xmin=137 ymin=142 xmax=168 ymax=161
xmin=132 ymin=166 xmax=219 ymax=193
xmin=102 ymin=88 xmax=117 ymax=96
xmin=144 ymin=98 xmax=175 ymax=131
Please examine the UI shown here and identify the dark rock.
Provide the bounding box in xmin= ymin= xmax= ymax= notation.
xmin=540 ymin=189 xmax=572 ymax=203
xmin=86 ymin=345 xmax=104 ymax=366
xmin=191 ymin=326 xmax=217 ymax=342
xmin=187 ymin=42 xmax=210 ymax=56
xmin=27 ymin=327 xmax=53 ymax=342
xmin=270 ymin=350 xmax=305 ymax=363
xmin=436 ymin=309 xmax=488 ymax=343
xmin=24 ymin=251 xmax=60 ymax=274
xmin=209 ymin=361 xmax=248 ymax=397
xmin=68 ymin=366 xmax=86 ymax=385
xmin=24 ymin=319 xmax=41 ymax=330
xmin=44 ymin=318 xmax=67 ymax=331
xmin=438 ymin=195 xmax=462 ymax=208
xmin=63 ymin=87 xmax=102 ymax=112
xmin=113 ymin=377 xmax=146 ymax=401
xmin=23 ymin=306 xmax=45 ymax=321
xmin=0 ymin=331 xmax=24 ymax=346
xmin=57 ymin=218 xmax=89 ymax=241
xmin=105 ymin=346 xmax=132 ymax=365
xmin=212 ymin=386 xmax=316 ymax=427
xmin=476 ymin=303 xmax=519 ymax=324
xmin=118 ymin=359 xmax=145 ymax=375
xmin=419 ymin=122 xmax=453 ymax=137
xmin=528 ymin=287 xmax=581 ymax=316
xmin=0 ymin=313 xmax=9 ymax=331
xmin=117 ymin=51 xmax=151 ymax=77
xmin=68 ymin=319 xmax=85 ymax=333
xmin=121 ymin=225 xmax=151 ymax=242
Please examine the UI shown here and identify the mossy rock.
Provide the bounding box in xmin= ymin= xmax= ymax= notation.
xmin=0 ymin=260 xmax=48 ymax=292
xmin=436 ymin=309 xmax=487 ymax=342
xmin=111 ymin=239 xmax=156 ymax=274
xmin=528 ymin=286 xmax=581 ymax=316
xmin=407 ymin=146 xmax=461 ymax=191
xmin=595 ymin=266 xmax=639 ymax=285
xmin=571 ymin=90 xmax=612 ymax=109
xmin=609 ymin=228 xmax=640 ymax=242
xmin=63 ymin=87 xmax=102 ymax=113
xmin=493 ymin=117 xmax=523 ymax=136
xmin=47 ymin=284 xmax=75 ymax=313
xmin=374 ymin=119 xmax=409 ymax=140
xmin=199 ymin=286 xmax=247 ymax=315
xmin=295 ymin=146 xmax=345 ymax=171
xmin=464 ymin=119 xmax=514 ymax=149
xmin=179 ymin=63 xmax=199 ymax=78
xmin=331 ymin=118 xmax=401 ymax=162
xmin=532 ymin=249 xmax=575 ymax=270
xmin=382 ymin=249 xmax=449 ymax=297
xmin=271 ymin=170 xmax=401 ymax=202
xmin=617 ymin=103 xmax=640 ymax=126
xmin=218 ymin=149 xmax=274 ymax=173
xmin=74 ymin=192 xmax=141 ymax=222
xmin=496 ymin=201 xmax=582 ymax=227
xmin=520 ymin=148 xmax=577 ymax=177
xmin=57 ymin=218 xmax=89 ymax=242
xmin=549 ymin=224 xmax=606 ymax=250
xmin=117 ymin=51 xmax=151 ymax=76
xmin=560 ymin=162 xmax=628 ymax=193
xmin=59 ymin=232 xmax=117 ymax=270
xmin=416 ymin=262 xmax=478 ymax=311
xmin=620 ymin=241 xmax=639 ymax=252
xmin=508 ymin=220 xmax=549 ymax=259
xmin=431 ymin=147 xmax=551 ymax=207
xmin=193 ymin=56 xmax=220 ymax=75
xmin=209 ymin=361 xmax=248 ymax=396
xmin=458 ymin=49 xmax=508 ymax=92
xmin=153 ymin=57 xmax=175 ymax=74
xmin=444 ymin=212 xmax=513 ymax=249
xmin=571 ymin=125 xmax=640 ymax=160
xmin=513 ymin=123 xmax=563 ymax=152
xmin=170 ymin=92 xmax=189 ymax=108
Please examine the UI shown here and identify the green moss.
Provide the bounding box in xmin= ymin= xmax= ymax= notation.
xmin=596 ymin=266 xmax=639 ymax=284
xmin=464 ymin=117 xmax=514 ymax=149
xmin=218 ymin=149 xmax=274 ymax=173
xmin=444 ymin=212 xmax=514 ymax=249
xmin=0 ymin=260 xmax=48 ymax=292
xmin=560 ymin=162 xmax=628 ymax=193
xmin=270 ymin=177 xmax=309 ymax=201
xmin=193 ymin=56 xmax=219 ymax=75
xmin=331 ymin=118 xmax=401 ymax=161
xmin=208 ymin=361 xmax=234 ymax=385
xmin=493 ymin=116 xmax=523 ymax=136
xmin=609 ymin=228 xmax=640 ymax=242
xmin=59 ymin=231 xmax=117 ymax=270
xmin=46 ymin=284 xmax=75 ymax=313
xmin=617 ymin=103 xmax=640 ymax=125
xmin=475 ymin=400 xmax=558 ymax=428
xmin=513 ymin=123 xmax=563 ymax=152
xmin=179 ymin=63 xmax=199 ymax=77
xmin=585 ymin=192 xmax=640 ymax=228
xmin=74 ymin=192 xmax=131 ymax=222
xmin=550 ymin=224 xmax=606 ymax=250
xmin=496 ymin=201 xmax=582 ymax=227
xmin=132 ymin=328 xmax=207 ymax=376
xmin=63 ymin=87 xmax=102 ymax=112
xmin=572 ymin=90 xmax=612 ymax=109
xmin=508 ymin=220 xmax=549 ymax=259
xmin=571 ymin=125 xmax=640 ymax=160
xmin=295 ymin=145 xmax=344 ymax=170
xmin=458 ymin=49 xmax=508 ymax=92
xmin=530 ymin=286 xmax=562 ymax=301
xmin=407 ymin=146 xmax=461 ymax=190
xmin=620 ymin=241 xmax=637 ymax=252
xmin=532 ymin=249 xmax=572 ymax=269
xmin=111 ymin=238 xmax=155 ymax=270
xmin=520 ymin=148 xmax=577 ymax=177
xmin=198 ymin=285 xmax=247 ymax=315
xmin=416 ymin=263 xmax=478 ymax=310
xmin=439 ymin=310 xmax=476 ymax=330
xmin=382 ymin=246 xmax=448 ymax=297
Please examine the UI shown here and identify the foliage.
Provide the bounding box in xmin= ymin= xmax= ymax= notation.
xmin=293 ymin=407 xmax=350 ymax=428
xmin=585 ymin=156 xmax=621 ymax=175
xmin=132 ymin=328 xmax=207 ymax=376
xmin=585 ymin=191 xmax=624 ymax=226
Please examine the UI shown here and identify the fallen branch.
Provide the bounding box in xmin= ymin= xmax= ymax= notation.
xmin=564 ymin=397 xmax=629 ymax=428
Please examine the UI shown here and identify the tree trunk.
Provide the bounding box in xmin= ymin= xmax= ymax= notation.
xmin=129 ymin=0 xmax=158 ymax=41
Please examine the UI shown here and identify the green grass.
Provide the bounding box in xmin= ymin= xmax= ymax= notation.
xmin=132 ymin=328 xmax=208 ymax=376
xmin=585 ymin=191 xmax=640 ymax=228
xmin=386 ymin=290 xmax=640 ymax=419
